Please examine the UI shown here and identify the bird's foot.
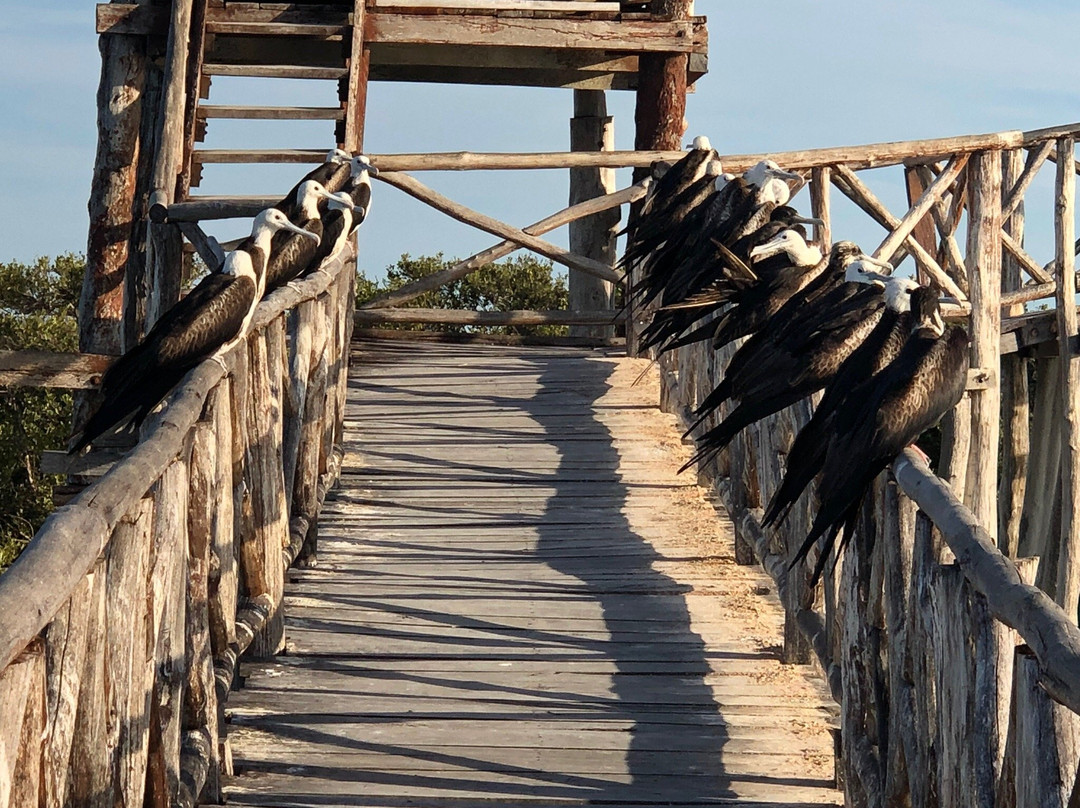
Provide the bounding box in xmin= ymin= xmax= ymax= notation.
xmin=907 ymin=443 xmax=932 ymax=465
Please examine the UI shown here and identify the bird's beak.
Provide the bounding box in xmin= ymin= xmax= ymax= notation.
xmin=750 ymin=240 xmax=785 ymax=261
xmin=366 ymin=163 xmax=380 ymax=177
xmin=790 ymin=215 xmax=825 ymax=228
xmin=860 ymin=270 xmax=892 ymax=286
xmin=283 ymin=220 xmax=320 ymax=243
xmin=333 ymin=192 xmax=355 ymax=210
xmin=770 ymin=167 xmax=802 ymax=183
xmin=864 ymin=255 xmax=895 ymax=272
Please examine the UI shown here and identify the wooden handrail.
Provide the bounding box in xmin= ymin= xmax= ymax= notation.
xmin=0 ymin=247 xmax=354 ymax=670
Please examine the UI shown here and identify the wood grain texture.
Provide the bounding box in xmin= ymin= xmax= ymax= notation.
xmin=224 ymin=341 xmax=841 ymax=806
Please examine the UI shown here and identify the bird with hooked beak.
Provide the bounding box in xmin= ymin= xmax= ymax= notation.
xmin=71 ymin=208 xmax=318 ymax=453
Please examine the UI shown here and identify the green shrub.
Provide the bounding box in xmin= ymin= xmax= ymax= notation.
xmin=356 ymin=253 xmax=570 ymax=336
xmin=0 ymin=255 xmax=81 ymax=566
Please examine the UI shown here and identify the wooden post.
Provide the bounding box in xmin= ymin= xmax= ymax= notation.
xmin=146 ymin=0 xmax=196 ymax=329
xmin=82 ymin=0 xmax=153 ymax=356
xmin=964 ymin=149 xmax=1002 ymax=544
xmin=1054 ymin=136 xmax=1080 ymax=621
xmin=1000 ymin=148 xmax=1029 ymax=556
xmin=343 ymin=0 xmax=369 ymax=152
xmin=810 ymin=167 xmax=831 ymax=251
xmin=633 ymin=1 xmax=690 ymax=170
xmin=1014 ymin=648 xmax=1080 ymax=807
xmin=903 ymin=166 xmax=942 ymax=286
xmin=569 ymin=90 xmax=619 ymax=339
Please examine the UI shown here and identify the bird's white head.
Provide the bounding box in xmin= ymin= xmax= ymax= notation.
xmin=715 ymin=172 xmax=736 ymax=191
xmin=883 ymin=277 xmax=921 ymax=313
xmin=844 ymin=254 xmax=894 ymax=285
xmin=705 ymin=158 xmax=725 ymax=178
xmin=296 ymin=180 xmax=336 ymax=217
xmin=690 ymin=135 xmax=712 ymax=151
xmin=350 ymin=154 xmax=379 ymax=178
xmin=253 ymin=208 xmax=321 ymax=243
xmin=325 ymin=148 xmax=350 ymax=165
xmin=743 ymin=159 xmax=801 ymax=189
xmin=750 ymin=229 xmax=807 ymax=263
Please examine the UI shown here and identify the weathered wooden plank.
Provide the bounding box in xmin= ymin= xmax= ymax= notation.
xmin=0 ymin=640 xmax=44 ymax=808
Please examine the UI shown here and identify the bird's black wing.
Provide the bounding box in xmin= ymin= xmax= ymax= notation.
xmin=152 ymin=272 xmax=257 ymax=367
xmin=265 ymin=220 xmax=323 ymax=290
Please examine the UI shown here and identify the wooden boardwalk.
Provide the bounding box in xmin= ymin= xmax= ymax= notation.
xmin=225 ymin=340 xmax=841 ymax=807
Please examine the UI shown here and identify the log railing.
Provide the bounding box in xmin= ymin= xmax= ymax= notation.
xmin=661 ymin=132 xmax=1080 ymax=806
xmin=0 ymin=247 xmax=355 ymax=807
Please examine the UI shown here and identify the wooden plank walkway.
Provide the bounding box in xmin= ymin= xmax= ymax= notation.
xmin=225 ymin=340 xmax=842 ymax=807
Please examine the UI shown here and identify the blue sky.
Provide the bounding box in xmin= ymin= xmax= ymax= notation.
xmin=2 ymin=1 xmax=1079 ymax=281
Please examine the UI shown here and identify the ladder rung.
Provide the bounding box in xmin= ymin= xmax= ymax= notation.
xmin=205 ymin=21 xmax=347 ymax=38
xmin=193 ymin=149 xmax=328 ymax=165
xmin=203 ymin=64 xmax=347 ymax=80
xmin=198 ymin=105 xmax=345 ymax=121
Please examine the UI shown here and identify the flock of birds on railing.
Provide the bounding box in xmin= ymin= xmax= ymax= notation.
xmin=70 ymin=149 xmax=378 ymax=454
xmin=624 ymin=137 xmax=971 ymax=580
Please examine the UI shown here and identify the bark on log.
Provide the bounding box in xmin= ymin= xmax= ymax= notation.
xmin=964 ymin=150 xmax=1003 ymax=546
xmin=1000 ymin=148 xmax=1029 ymax=556
xmin=1054 ymin=136 xmax=1080 ymax=621
xmin=569 ymin=89 xmax=618 ymax=338
xmin=1015 ymin=648 xmax=1080 ymax=807
xmin=894 ymin=449 xmax=1080 ymax=717
xmin=82 ymin=0 xmax=152 ymax=356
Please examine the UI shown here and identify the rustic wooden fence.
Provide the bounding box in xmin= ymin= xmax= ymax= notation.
xmin=659 ymin=125 xmax=1080 ymax=807
xmin=0 ymin=247 xmax=355 ymax=807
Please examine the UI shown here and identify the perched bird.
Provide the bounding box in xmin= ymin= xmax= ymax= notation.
xmin=638 ymin=135 xmax=719 ymax=217
xmin=71 ymin=209 xmax=318 ymax=453
xmin=264 ymin=180 xmax=338 ymax=292
xmin=276 ymin=149 xmax=352 ymax=219
xmin=763 ymin=277 xmax=924 ymax=529
xmin=345 ymin=154 xmax=378 ymax=232
xmin=302 ymin=191 xmax=356 ymax=277
xmin=790 ymin=289 xmax=969 ymax=582
xmin=681 ymin=249 xmax=895 ymax=470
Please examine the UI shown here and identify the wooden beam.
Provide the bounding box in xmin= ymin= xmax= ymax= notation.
xmin=201 ymin=64 xmax=347 ymax=80
xmin=1055 ymin=136 xmax=1080 ymax=620
xmin=810 ymin=167 xmax=831 ymax=251
xmin=375 ymin=171 xmax=623 ymax=282
xmin=370 ymin=0 xmax=622 ymax=10
xmin=367 ymin=12 xmax=702 ymax=53
xmin=176 ymin=221 xmax=226 ymax=272
xmin=1004 ymin=140 xmax=1054 ymax=219
xmin=83 ymin=0 xmax=154 ymax=356
xmin=197 ymin=105 xmax=344 ymax=120
xmin=343 ymin=0 xmax=370 ymax=152
xmin=831 ymin=164 xmax=967 ymax=301
xmin=178 ymin=0 xmax=209 ymax=197
xmin=0 ymin=350 xmax=113 ymax=389
xmin=1001 ymin=231 xmax=1055 ymax=285
xmin=965 ymin=149 xmax=1003 ymax=546
xmin=146 ymin=0 xmax=195 ymax=331
xmin=354 ymin=308 xmax=623 ymax=326
xmin=875 ymin=154 xmax=968 ymax=264
xmin=358 ymin=180 xmax=647 ymax=309
xmin=892 ymin=449 xmax=1080 ymax=717
xmin=568 ymin=90 xmax=618 ymax=338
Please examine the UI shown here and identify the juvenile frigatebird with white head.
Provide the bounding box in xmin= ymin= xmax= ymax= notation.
xmin=265 ymin=180 xmax=339 ymax=292
xmin=276 ymin=149 xmax=351 ymax=219
xmin=71 ymin=209 xmax=318 ymax=453
xmin=302 ymin=191 xmax=357 ymax=279
xmin=345 ymin=154 xmax=378 ymax=232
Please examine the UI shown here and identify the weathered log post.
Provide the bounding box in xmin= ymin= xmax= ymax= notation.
xmin=964 ymin=150 xmax=1002 ymax=546
xmin=999 ymin=148 xmax=1029 ymax=556
xmin=569 ymin=90 xmax=619 ymax=339
xmin=629 ymin=0 xmax=691 ymax=354
xmin=1014 ymin=648 xmax=1080 ymax=807
xmin=82 ymin=0 xmax=153 ymax=358
xmin=342 ymin=0 xmax=370 ymax=151
xmin=1054 ymin=136 xmax=1080 ymax=622
xmin=146 ymin=0 xmax=196 ymax=329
